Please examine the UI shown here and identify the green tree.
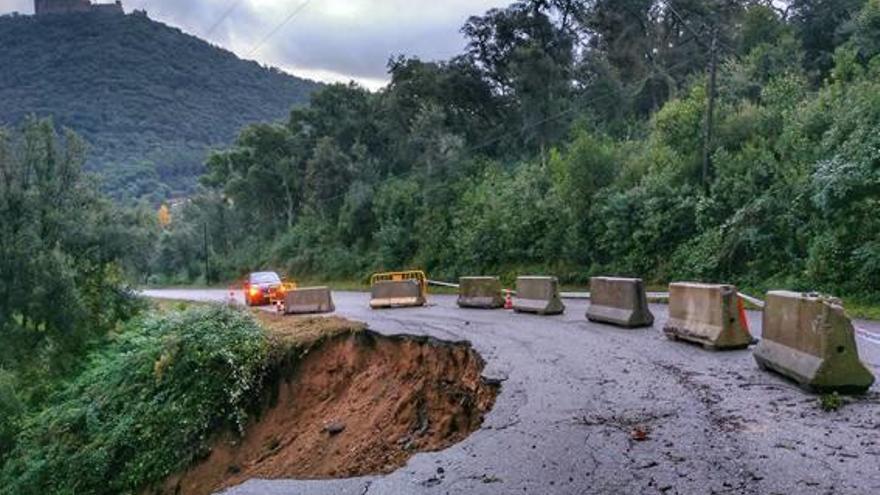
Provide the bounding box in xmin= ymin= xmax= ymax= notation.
xmin=852 ymin=0 xmax=880 ymax=60
xmin=0 ymin=119 xmax=142 ymax=370
xmin=203 ymin=123 xmax=303 ymax=235
xmin=790 ymin=0 xmax=868 ymax=79
xmin=462 ymin=0 xmax=579 ymax=157
xmin=305 ymin=137 xmax=352 ymax=215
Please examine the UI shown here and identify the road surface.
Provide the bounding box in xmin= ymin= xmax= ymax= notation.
xmin=142 ymin=289 xmax=880 ymax=495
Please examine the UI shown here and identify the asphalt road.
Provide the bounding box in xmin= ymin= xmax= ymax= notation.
xmin=142 ymin=290 xmax=880 ymax=495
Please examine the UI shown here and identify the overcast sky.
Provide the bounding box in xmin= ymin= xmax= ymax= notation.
xmin=0 ymin=0 xmax=510 ymax=89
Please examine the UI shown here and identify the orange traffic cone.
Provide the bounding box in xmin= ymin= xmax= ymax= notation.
xmin=504 ymin=291 xmax=513 ymax=310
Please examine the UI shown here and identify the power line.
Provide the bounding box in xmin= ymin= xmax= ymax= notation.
xmin=246 ymin=0 xmax=313 ymax=58
xmin=666 ymin=2 xmax=712 ymax=49
xmin=666 ymin=2 xmax=737 ymax=55
xmin=269 ymin=83 xmax=646 ymax=207
xmin=204 ymin=0 xmax=245 ymax=38
xmin=456 ymin=78 xmax=655 ymax=158
xmin=664 ymin=2 xmax=729 ymax=193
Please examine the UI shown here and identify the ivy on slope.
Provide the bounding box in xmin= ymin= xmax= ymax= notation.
xmin=0 ymin=306 xmax=269 ymax=495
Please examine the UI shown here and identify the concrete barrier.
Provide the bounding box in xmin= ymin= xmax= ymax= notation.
xmin=663 ymin=283 xmax=753 ymax=350
xmin=370 ymin=280 xmax=426 ymax=309
xmin=284 ymin=287 xmax=335 ymax=315
xmin=458 ymin=277 xmax=504 ymax=309
xmin=586 ymin=277 xmax=654 ymax=328
xmin=754 ymin=292 xmax=875 ymax=393
xmin=513 ymin=277 xmax=565 ymax=315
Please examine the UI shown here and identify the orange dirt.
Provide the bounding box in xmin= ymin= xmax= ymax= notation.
xmin=158 ymin=330 xmax=498 ymax=495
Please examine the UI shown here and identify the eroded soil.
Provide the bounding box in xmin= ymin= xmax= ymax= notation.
xmin=158 ymin=327 xmax=497 ymax=495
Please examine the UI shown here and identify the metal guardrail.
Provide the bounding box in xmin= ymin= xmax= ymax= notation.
xmin=428 ymin=280 xmax=767 ymax=308
xmin=429 ymin=280 xmax=519 ymax=295
xmin=427 ymin=280 xmax=459 ymax=289
xmin=737 ymin=292 xmax=766 ymax=309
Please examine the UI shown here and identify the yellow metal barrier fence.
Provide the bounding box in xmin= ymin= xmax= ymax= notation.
xmin=370 ymin=271 xmax=428 ymax=299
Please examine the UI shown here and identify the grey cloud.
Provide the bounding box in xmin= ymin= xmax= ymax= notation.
xmin=270 ymin=20 xmax=470 ymax=81
xmin=123 ymin=0 xmax=265 ymax=45
xmin=1 ymin=0 xmax=30 ymax=14
xmin=0 ymin=0 xmax=512 ymax=85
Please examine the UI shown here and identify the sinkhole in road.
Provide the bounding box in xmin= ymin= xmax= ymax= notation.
xmin=164 ymin=330 xmax=499 ymax=495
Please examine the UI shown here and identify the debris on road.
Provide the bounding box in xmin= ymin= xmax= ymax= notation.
xmin=631 ymin=427 xmax=650 ymax=442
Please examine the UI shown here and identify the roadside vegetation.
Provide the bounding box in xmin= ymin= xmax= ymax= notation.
xmin=0 ymin=306 xmax=269 ymax=495
xmin=152 ymin=0 xmax=880 ymax=316
xmin=0 ymin=119 xmax=146 ymax=484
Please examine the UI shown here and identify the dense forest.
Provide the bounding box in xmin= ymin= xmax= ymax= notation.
xmin=0 ymin=10 xmax=320 ymax=201
xmin=156 ymin=0 xmax=880 ymax=302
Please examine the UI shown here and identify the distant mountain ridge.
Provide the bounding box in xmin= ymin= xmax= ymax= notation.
xmin=0 ymin=11 xmax=321 ymax=201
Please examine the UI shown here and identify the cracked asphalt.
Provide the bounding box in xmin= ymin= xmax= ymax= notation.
xmin=142 ymin=290 xmax=880 ymax=495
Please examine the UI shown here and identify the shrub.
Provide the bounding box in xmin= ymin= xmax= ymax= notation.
xmin=0 ymin=306 xmax=269 ymax=495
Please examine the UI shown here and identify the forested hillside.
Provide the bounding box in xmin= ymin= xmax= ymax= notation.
xmin=0 ymin=11 xmax=320 ymax=201
xmin=156 ymin=0 xmax=880 ymax=304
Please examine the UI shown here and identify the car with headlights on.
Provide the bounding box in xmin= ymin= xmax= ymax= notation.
xmin=243 ymin=271 xmax=287 ymax=307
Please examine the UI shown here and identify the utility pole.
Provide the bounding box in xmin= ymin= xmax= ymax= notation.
xmin=203 ymin=222 xmax=210 ymax=285
xmin=702 ymin=28 xmax=718 ymax=195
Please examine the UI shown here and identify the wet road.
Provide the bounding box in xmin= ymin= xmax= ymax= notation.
xmin=142 ymin=290 xmax=880 ymax=495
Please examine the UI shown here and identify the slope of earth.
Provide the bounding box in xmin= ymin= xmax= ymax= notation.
xmin=0 ymin=11 xmax=321 ymax=200
xmin=150 ymin=312 xmax=498 ymax=495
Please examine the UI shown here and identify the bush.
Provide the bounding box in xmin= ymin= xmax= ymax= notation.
xmin=0 ymin=306 xmax=269 ymax=495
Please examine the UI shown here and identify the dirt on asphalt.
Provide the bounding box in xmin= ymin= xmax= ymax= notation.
xmin=155 ymin=314 xmax=498 ymax=495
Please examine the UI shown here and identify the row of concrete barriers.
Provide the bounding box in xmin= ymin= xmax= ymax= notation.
xmin=443 ymin=275 xmax=875 ymax=394
xmin=279 ymin=274 xmax=875 ymax=394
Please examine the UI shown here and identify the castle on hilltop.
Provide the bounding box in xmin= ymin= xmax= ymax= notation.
xmin=34 ymin=0 xmax=123 ymax=16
